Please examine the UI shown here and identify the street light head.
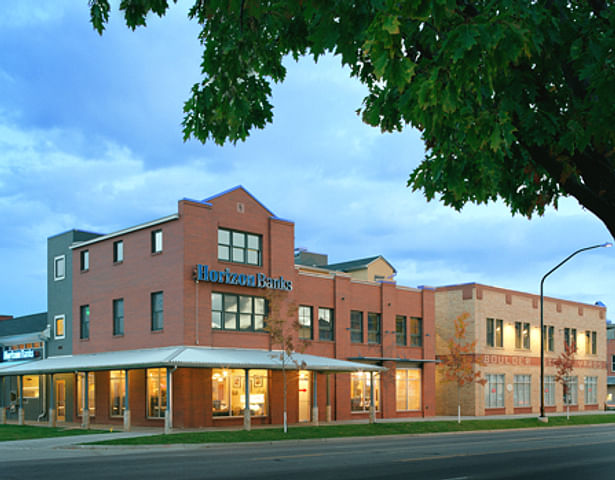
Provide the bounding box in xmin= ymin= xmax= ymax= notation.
xmin=602 ymin=242 xmax=613 ymax=248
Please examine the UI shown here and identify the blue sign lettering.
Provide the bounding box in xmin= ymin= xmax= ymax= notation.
xmin=195 ymin=264 xmax=292 ymax=291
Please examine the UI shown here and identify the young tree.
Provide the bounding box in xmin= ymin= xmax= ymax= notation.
xmin=263 ymin=290 xmax=306 ymax=433
xmin=554 ymin=340 xmax=577 ymax=420
xmin=90 ymin=1 xmax=615 ymax=238
xmin=439 ymin=312 xmax=487 ymax=423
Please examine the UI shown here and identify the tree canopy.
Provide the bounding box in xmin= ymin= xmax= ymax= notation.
xmin=89 ymin=0 xmax=615 ymax=237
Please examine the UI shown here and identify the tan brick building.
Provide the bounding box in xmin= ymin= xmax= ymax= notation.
xmin=435 ymin=283 xmax=607 ymax=416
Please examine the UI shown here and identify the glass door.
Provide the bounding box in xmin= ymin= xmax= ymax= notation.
xmin=56 ymin=379 xmax=66 ymax=422
xmin=298 ymin=370 xmax=311 ymax=422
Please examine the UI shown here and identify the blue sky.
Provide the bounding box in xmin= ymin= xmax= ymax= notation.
xmin=1 ymin=1 xmax=613 ymax=319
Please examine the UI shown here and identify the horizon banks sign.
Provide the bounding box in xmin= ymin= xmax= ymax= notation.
xmin=194 ymin=264 xmax=293 ymax=291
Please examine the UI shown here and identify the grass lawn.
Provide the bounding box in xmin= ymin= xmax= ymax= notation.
xmin=0 ymin=425 xmax=106 ymax=442
xmin=89 ymin=414 xmax=615 ymax=445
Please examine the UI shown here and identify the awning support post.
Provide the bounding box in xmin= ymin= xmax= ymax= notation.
xmin=164 ymin=368 xmax=173 ymax=434
xmin=369 ymin=371 xmax=375 ymax=424
xmin=312 ymin=371 xmax=319 ymax=426
xmin=82 ymin=373 xmax=90 ymax=429
xmin=18 ymin=375 xmax=24 ymax=425
xmin=243 ymin=369 xmax=251 ymax=431
xmin=325 ymin=373 xmax=331 ymax=422
xmin=123 ymin=369 xmax=131 ymax=432
xmin=49 ymin=373 xmax=56 ymax=427
xmin=0 ymin=377 xmax=6 ymax=425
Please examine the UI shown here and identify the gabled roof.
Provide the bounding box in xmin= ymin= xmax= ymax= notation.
xmin=0 ymin=346 xmax=385 ymax=374
xmin=0 ymin=313 xmax=47 ymax=337
xmin=323 ymin=255 xmax=397 ymax=274
xmin=202 ymin=185 xmax=278 ymax=218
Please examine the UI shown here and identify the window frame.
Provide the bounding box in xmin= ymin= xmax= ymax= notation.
xmin=113 ymin=298 xmax=124 ymax=336
xmin=151 ymin=291 xmax=164 ymax=331
xmin=513 ymin=374 xmax=531 ymax=407
xmin=584 ymin=376 xmax=598 ymax=405
xmin=544 ymin=375 xmax=556 ymax=406
xmin=80 ymin=250 xmax=89 ymax=272
xmin=211 ymin=292 xmax=266 ymax=332
xmin=146 ymin=368 xmax=167 ymax=419
xmin=515 ymin=321 xmax=530 ymax=350
xmin=109 ymin=370 xmax=125 ymax=417
xmin=80 ymin=305 xmax=90 ymax=340
xmin=350 ymin=311 xmax=363 ymax=343
xmin=54 ymin=314 xmax=65 ymax=340
xmin=318 ymin=307 xmax=334 ymax=341
xmin=395 ymin=315 xmax=407 ymax=346
xmin=350 ymin=372 xmax=380 ymax=412
xmin=485 ymin=374 xmax=505 ymax=408
xmin=410 ymin=317 xmax=422 ymax=347
xmin=563 ymin=376 xmax=578 ymax=405
xmin=543 ymin=325 xmax=554 ymax=352
xmin=151 ymin=229 xmax=163 ymax=254
xmin=367 ymin=312 xmax=381 ymax=344
xmin=54 ymin=255 xmax=66 ymax=281
xmin=395 ymin=368 xmax=422 ymax=411
xmin=217 ymin=227 xmax=262 ymax=266
xmin=77 ymin=372 xmax=96 ymax=416
xmin=298 ymin=305 xmax=313 ymax=340
xmin=486 ymin=318 xmax=503 ymax=347
xmin=113 ymin=240 xmax=124 ymax=263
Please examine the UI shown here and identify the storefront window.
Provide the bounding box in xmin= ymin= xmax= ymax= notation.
xmin=585 ymin=376 xmax=597 ymax=405
xmin=109 ymin=370 xmax=125 ymax=417
xmin=396 ymin=368 xmax=422 ymax=411
xmin=212 ymin=369 xmax=268 ymax=417
xmin=350 ymin=372 xmax=380 ymax=412
xmin=485 ymin=374 xmax=505 ymax=408
xmin=77 ymin=372 xmax=96 ymax=416
xmin=22 ymin=375 xmax=39 ymax=399
xmin=564 ymin=376 xmax=578 ymax=405
xmin=147 ymin=368 xmax=167 ymax=418
xmin=514 ymin=375 xmax=531 ymax=407
xmin=544 ymin=375 xmax=556 ymax=406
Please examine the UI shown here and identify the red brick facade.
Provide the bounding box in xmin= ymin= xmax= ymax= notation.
xmin=68 ymin=187 xmax=436 ymax=427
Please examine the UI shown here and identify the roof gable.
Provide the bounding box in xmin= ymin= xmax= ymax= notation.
xmin=202 ymin=186 xmax=278 ymax=219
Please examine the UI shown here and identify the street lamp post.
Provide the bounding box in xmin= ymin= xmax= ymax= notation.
xmin=539 ymin=242 xmax=612 ymax=421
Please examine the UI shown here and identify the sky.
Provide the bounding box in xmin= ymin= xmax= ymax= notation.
xmin=1 ymin=1 xmax=613 ymax=320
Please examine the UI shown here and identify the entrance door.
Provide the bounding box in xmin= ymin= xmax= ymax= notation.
xmin=298 ymin=370 xmax=310 ymax=422
xmin=56 ymin=379 xmax=66 ymax=422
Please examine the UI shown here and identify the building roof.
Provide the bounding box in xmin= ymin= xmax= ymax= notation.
xmin=0 ymin=346 xmax=385 ymax=375
xmin=323 ymin=255 xmax=397 ymax=274
xmin=0 ymin=313 xmax=47 ymax=338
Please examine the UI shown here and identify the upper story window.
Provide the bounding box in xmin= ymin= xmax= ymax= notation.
xmin=515 ymin=322 xmax=530 ymax=349
xmin=80 ymin=250 xmax=89 ymax=272
xmin=113 ymin=240 xmax=124 ymax=263
xmin=80 ymin=305 xmax=90 ymax=340
xmin=298 ymin=306 xmax=313 ymax=340
xmin=585 ymin=330 xmax=597 ymax=355
xmin=350 ymin=311 xmax=363 ymax=343
xmin=564 ymin=327 xmax=577 ymax=348
xmin=410 ymin=317 xmax=423 ymax=347
xmin=396 ymin=315 xmax=407 ymax=346
xmin=151 ymin=291 xmax=164 ymax=331
xmin=218 ymin=228 xmax=261 ymax=266
xmin=151 ymin=230 xmax=163 ymax=254
xmin=367 ymin=312 xmax=381 ymax=344
xmin=113 ymin=298 xmax=124 ymax=336
xmin=211 ymin=292 xmax=266 ymax=332
xmin=486 ymin=318 xmax=503 ymax=347
xmin=54 ymin=255 xmax=66 ymax=281
xmin=318 ymin=308 xmax=334 ymax=341
xmin=543 ymin=325 xmax=554 ymax=352
xmin=54 ymin=314 xmax=65 ymax=339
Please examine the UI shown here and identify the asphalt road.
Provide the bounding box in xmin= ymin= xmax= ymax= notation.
xmin=2 ymin=425 xmax=615 ymax=479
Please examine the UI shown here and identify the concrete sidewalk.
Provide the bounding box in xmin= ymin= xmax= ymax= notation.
xmin=2 ymin=410 xmax=614 ymax=462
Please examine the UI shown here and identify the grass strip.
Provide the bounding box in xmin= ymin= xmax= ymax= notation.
xmin=88 ymin=414 xmax=615 ymax=445
xmin=0 ymin=425 xmax=107 ymax=442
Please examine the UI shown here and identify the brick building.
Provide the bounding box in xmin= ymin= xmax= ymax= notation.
xmin=435 ymin=283 xmax=607 ymax=416
xmin=1 ymin=186 xmax=436 ymax=429
xmin=607 ymin=323 xmax=615 ymax=404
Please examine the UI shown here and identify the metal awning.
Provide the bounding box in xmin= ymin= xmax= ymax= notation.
xmin=608 ymin=376 xmax=615 ymax=386
xmin=347 ymin=356 xmax=439 ymax=364
xmin=0 ymin=330 xmax=49 ymax=346
xmin=0 ymin=346 xmax=386 ymax=375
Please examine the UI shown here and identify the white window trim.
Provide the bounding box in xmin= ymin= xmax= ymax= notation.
xmin=54 ymin=255 xmax=66 ymax=281
xmin=54 ymin=314 xmax=66 ymax=339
